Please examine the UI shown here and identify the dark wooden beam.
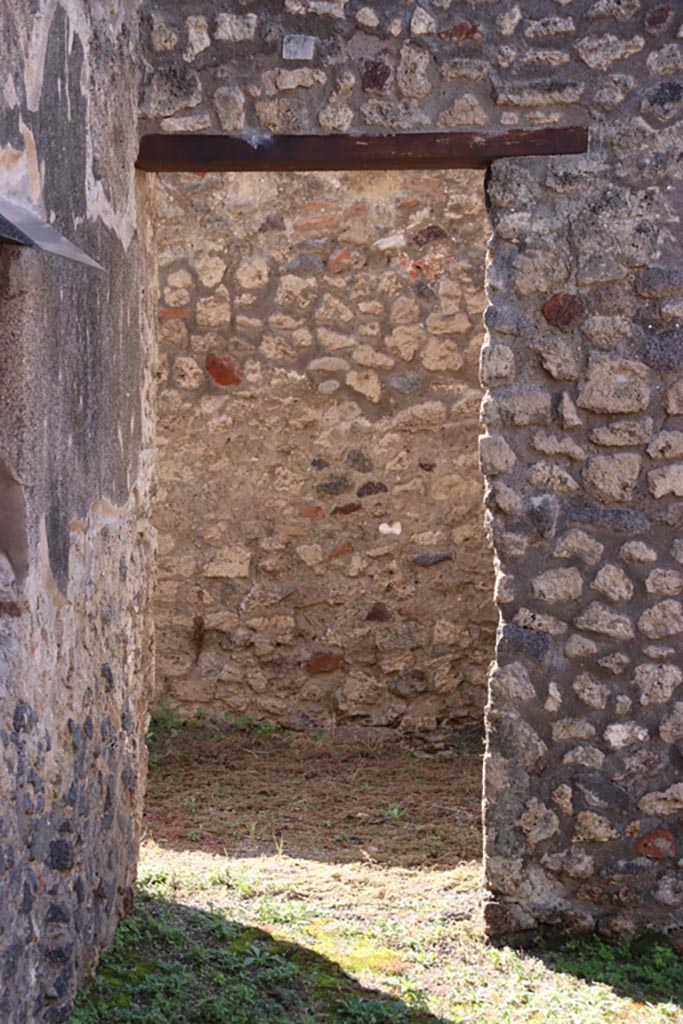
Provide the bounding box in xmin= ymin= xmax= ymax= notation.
xmin=136 ymin=127 xmax=589 ymax=173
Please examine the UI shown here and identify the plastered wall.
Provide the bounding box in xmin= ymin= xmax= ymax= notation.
xmin=153 ymin=167 xmax=495 ymax=731
xmin=0 ymin=3 xmax=156 ymax=1020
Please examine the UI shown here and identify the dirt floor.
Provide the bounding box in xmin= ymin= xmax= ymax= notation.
xmin=70 ymin=716 xmax=683 ymax=1023
xmin=143 ymin=716 xmax=484 ymax=868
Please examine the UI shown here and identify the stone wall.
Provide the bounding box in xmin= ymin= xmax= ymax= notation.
xmin=0 ymin=3 xmax=156 ymax=1021
xmin=153 ymin=167 xmax=495 ymax=731
xmin=138 ymin=0 xmax=683 ymax=941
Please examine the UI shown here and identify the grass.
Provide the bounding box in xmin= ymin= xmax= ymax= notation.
xmin=69 ymin=716 xmax=683 ymax=1023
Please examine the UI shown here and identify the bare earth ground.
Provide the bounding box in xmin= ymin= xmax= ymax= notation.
xmin=70 ymin=718 xmax=683 ymax=1023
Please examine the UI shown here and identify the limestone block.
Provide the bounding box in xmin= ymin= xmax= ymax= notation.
xmin=604 ymin=722 xmax=648 ymax=748
xmin=634 ymin=663 xmax=683 ymax=705
xmin=480 ymin=343 xmax=515 ymax=386
xmin=554 ymin=529 xmax=604 ymax=566
xmin=552 ymin=718 xmax=596 ymax=741
xmin=479 ymin=435 xmax=516 ymax=476
xmin=639 ymin=784 xmax=683 ymax=816
xmin=197 ymin=286 xmax=232 ymax=327
xmin=531 ymin=568 xmax=583 ymax=603
xmin=574 ymin=812 xmax=618 ymax=843
xmin=214 ymin=87 xmax=246 ymax=131
xmin=660 ymin=703 xmax=683 ymax=743
xmin=577 ymin=359 xmax=650 ymax=414
xmin=583 ymin=453 xmax=641 ymax=503
xmin=517 ymin=800 xmax=559 ymax=846
xmin=575 ymin=33 xmax=644 ymax=70
xmin=575 ymin=602 xmax=634 ymax=639
xmin=619 ymin=541 xmax=657 ymax=564
xmin=648 ymin=463 xmax=683 ymax=499
xmin=590 ymin=564 xmax=633 ymax=603
xmin=638 ymin=600 xmax=683 ymax=639
xmin=573 ymin=673 xmax=609 ymax=709
xmin=173 ymin=356 xmax=204 ymax=391
xmin=204 ymin=546 xmax=252 ymax=579
xmin=646 ymin=569 xmax=683 ymax=597
xmin=214 ymin=13 xmax=258 ymax=41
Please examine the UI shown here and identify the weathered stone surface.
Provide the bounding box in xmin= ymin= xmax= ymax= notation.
xmin=575 ymin=602 xmax=634 ymax=639
xmin=584 ymin=454 xmax=641 ymax=503
xmin=642 ymin=330 xmax=683 ymax=372
xmin=637 ymin=600 xmax=683 ymax=639
xmin=648 ymin=463 xmax=683 ymax=499
xmin=620 ymin=541 xmax=657 ymax=564
xmin=634 ymin=663 xmax=683 ymax=705
xmin=567 ymin=506 xmax=650 ymax=533
xmin=154 ymin=167 xmax=493 ymax=738
xmin=554 ymin=530 xmax=604 ymax=566
xmin=573 ymin=674 xmax=609 ymax=710
xmin=517 ymin=800 xmax=560 ymax=846
xmin=604 ymin=721 xmax=648 ymax=748
xmin=645 ymin=569 xmax=683 ymax=597
xmin=660 ymin=702 xmax=683 ymax=743
xmin=574 ymin=812 xmax=619 ymax=842
xmin=639 ymin=784 xmax=683 ymax=816
xmin=577 ymin=359 xmax=650 ymax=414
xmin=591 ymin=564 xmax=633 ymax=603
xmin=532 ymin=568 xmax=583 ymax=603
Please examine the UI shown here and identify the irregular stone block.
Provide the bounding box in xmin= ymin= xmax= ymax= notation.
xmin=583 ymin=453 xmax=641 ymax=503
xmin=577 ymin=358 xmax=650 ymax=414
xmin=532 ymin=568 xmax=583 ymax=603
xmin=634 ymin=662 xmax=683 ymax=704
xmin=575 ymin=602 xmax=634 ymax=639
xmin=637 ymin=599 xmax=683 ymax=638
xmin=639 ymin=783 xmax=683 ymax=815
xmin=648 ymin=463 xmax=683 ymax=498
xmin=591 ymin=564 xmax=633 ymax=603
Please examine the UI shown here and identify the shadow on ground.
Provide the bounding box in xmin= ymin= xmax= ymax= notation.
xmin=143 ymin=715 xmax=484 ymax=869
xmin=69 ymin=893 xmax=448 ymax=1024
xmin=523 ymin=932 xmax=683 ymax=1012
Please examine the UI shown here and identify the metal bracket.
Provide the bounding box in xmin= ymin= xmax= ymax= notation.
xmin=0 ymin=196 xmax=103 ymax=270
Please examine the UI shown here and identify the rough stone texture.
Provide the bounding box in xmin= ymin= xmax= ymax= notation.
xmin=5 ymin=0 xmax=683 ymax=1000
xmin=153 ymin=168 xmax=495 ymax=730
xmin=0 ymin=2 xmax=156 ymax=1021
xmin=138 ymin=0 xmax=683 ymax=946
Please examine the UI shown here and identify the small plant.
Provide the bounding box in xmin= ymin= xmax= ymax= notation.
xmin=384 ymin=805 xmax=407 ymax=822
xmin=223 ymin=712 xmax=279 ymax=735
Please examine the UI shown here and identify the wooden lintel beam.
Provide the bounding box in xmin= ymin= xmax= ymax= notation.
xmin=136 ymin=127 xmax=589 ymax=174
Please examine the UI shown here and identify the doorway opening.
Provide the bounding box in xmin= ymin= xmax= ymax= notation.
xmin=139 ymin=164 xmax=493 ymax=1015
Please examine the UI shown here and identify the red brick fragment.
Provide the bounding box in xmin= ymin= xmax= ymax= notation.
xmin=365 ymin=602 xmax=393 ymax=623
xmin=542 ymin=292 xmax=584 ymax=331
xmin=440 ymin=21 xmax=483 ymax=42
xmin=299 ymin=505 xmax=325 ymax=519
xmin=0 ymin=601 xmax=26 ymax=618
xmin=327 ymin=248 xmax=354 ymax=274
xmin=332 ymin=502 xmax=362 ymax=516
xmin=645 ymin=5 xmax=673 ymax=32
xmin=306 ymin=651 xmax=343 ymax=674
xmin=635 ymin=828 xmax=676 ymax=859
xmin=206 ymin=353 xmax=241 ymax=386
xmin=158 ymin=307 xmax=191 ymax=319
xmin=327 ymin=541 xmax=353 ymax=560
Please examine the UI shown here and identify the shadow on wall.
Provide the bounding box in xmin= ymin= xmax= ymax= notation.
xmin=69 ymin=893 xmax=449 ymax=1024
xmin=142 ymin=714 xmax=484 ymax=870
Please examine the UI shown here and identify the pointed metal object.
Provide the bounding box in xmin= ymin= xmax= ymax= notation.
xmin=0 ymin=196 xmax=103 ymax=270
